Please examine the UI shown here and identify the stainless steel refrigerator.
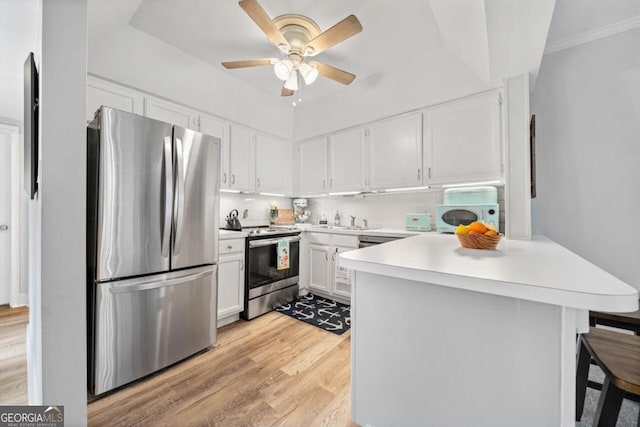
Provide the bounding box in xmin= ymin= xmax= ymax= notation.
xmin=87 ymin=107 xmax=220 ymax=395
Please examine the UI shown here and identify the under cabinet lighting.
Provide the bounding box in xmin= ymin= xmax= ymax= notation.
xmin=300 ymin=194 xmax=327 ymax=198
xmin=441 ymin=180 xmax=502 ymax=188
xmin=328 ymin=191 xmax=361 ymax=196
xmin=220 ymin=189 xmax=241 ymax=194
xmin=259 ymin=192 xmax=285 ymax=197
xmin=385 ymin=186 xmax=431 ymax=193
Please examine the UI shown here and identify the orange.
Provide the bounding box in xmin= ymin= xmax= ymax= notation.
xmin=468 ymin=221 xmax=488 ymax=234
xmin=484 ymin=230 xmax=498 ymax=236
xmin=468 ymin=230 xmax=483 ymax=235
xmin=455 ymin=224 xmax=470 ymax=234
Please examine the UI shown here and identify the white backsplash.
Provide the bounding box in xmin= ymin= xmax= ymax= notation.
xmin=220 ymin=192 xmax=293 ymax=228
xmin=220 ymin=187 xmax=505 ymax=232
xmin=307 ymin=187 xmax=506 ymax=232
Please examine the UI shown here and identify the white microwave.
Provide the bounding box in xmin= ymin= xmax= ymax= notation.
xmin=435 ymin=204 xmax=499 ymax=233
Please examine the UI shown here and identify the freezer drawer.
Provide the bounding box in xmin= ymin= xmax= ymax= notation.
xmin=92 ymin=265 xmax=217 ymax=395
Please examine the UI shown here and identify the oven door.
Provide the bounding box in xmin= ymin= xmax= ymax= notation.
xmin=247 ymin=235 xmax=300 ymax=299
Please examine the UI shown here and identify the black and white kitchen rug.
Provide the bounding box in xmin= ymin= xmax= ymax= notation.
xmin=276 ymin=293 xmax=351 ymax=335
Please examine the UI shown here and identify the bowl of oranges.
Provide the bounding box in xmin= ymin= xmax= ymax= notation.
xmin=454 ymin=221 xmax=501 ymax=250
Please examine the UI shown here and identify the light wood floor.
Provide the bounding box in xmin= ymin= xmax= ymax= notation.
xmin=0 ymin=305 xmax=29 ymax=406
xmin=89 ymin=311 xmax=356 ymax=426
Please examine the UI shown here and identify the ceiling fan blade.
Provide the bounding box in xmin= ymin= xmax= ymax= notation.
xmin=239 ymin=0 xmax=290 ymax=51
xmin=281 ymin=85 xmax=294 ymax=97
xmin=309 ymin=61 xmax=356 ymax=85
xmin=304 ymin=15 xmax=362 ymax=56
xmin=222 ymin=58 xmax=274 ymax=69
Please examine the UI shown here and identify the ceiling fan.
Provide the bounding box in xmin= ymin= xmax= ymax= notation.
xmin=222 ymin=0 xmax=363 ymax=98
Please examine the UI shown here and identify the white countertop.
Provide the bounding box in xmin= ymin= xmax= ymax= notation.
xmin=305 ymin=226 xmax=421 ymax=238
xmin=219 ymin=229 xmax=248 ymax=239
xmin=339 ymin=233 xmax=639 ymax=312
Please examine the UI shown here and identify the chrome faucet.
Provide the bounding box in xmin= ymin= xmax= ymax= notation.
xmin=350 ymin=215 xmax=356 ymax=227
xmin=363 ymin=219 xmax=368 ymax=229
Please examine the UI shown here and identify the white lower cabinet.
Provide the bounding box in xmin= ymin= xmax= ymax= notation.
xmin=308 ymin=243 xmax=331 ymax=294
xmin=306 ymin=233 xmax=358 ymax=302
xmin=217 ymin=238 xmax=245 ymax=326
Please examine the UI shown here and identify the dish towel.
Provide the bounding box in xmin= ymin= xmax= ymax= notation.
xmin=277 ymin=239 xmax=290 ymax=270
xmin=335 ymin=263 xmax=352 ymax=287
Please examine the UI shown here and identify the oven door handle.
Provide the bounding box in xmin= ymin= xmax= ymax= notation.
xmin=249 ymin=236 xmax=301 ymax=248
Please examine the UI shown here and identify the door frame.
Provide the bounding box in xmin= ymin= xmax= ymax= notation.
xmin=0 ymin=124 xmax=23 ymax=307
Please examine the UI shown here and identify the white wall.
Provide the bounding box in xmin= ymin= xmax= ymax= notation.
xmin=0 ymin=0 xmax=40 ymax=123
xmin=28 ymin=1 xmax=88 ymax=424
xmin=532 ymin=28 xmax=640 ymax=290
xmin=88 ymin=25 xmax=294 ymax=140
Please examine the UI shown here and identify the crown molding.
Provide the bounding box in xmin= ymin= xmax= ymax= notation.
xmin=544 ymin=16 xmax=640 ymax=55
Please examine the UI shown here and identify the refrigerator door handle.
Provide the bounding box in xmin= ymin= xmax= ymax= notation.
xmin=161 ymin=137 xmax=173 ymax=258
xmin=173 ymin=137 xmax=185 ymax=254
xmin=109 ymin=266 xmax=214 ymax=294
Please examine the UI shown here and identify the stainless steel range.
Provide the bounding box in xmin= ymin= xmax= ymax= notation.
xmin=242 ymin=227 xmax=301 ymax=320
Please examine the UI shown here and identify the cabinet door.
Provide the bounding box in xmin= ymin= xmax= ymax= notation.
xmin=332 ymin=246 xmax=356 ymax=299
xmin=86 ymin=76 xmax=144 ymax=122
xmin=308 ymin=244 xmax=331 ymax=294
xmin=368 ymin=113 xmax=423 ymax=189
xmin=229 ymin=125 xmax=255 ymax=192
xmin=329 ymin=128 xmax=367 ymax=192
xmin=144 ymin=96 xmax=198 ymax=129
xmin=200 ymin=115 xmax=230 ymax=189
xmin=424 ymin=91 xmax=502 ymax=184
xmin=298 ymin=138 xmax=328 ymax=195
xmin=217 ymin=253 xmax=244 ymax=319
xmin=255 ymin=134 xmax=285 ymax=194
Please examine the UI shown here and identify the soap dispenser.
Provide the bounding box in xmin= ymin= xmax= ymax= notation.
xmin=334 ymin=210 xmax=341 ymax=226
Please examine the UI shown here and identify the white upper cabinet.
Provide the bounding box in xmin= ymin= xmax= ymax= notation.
xmin=228 ymin=125 xmax=255 ymax=192
xmin=424 ymin=91 xmax=503 ymax=185
xmin=255 ymin=134 xmax=285 ymax=194
xmin=298 ymin=137 xmax=328 ymax=195
xmin=199 ymin=114 xmax=230 ymax=189
xmin=329 ymin=128 xmax=367 ymax=192
xmin=144 ymin=96 xmax=198 ymax=130
xmin=368 ymin=113 xmax=423 ymax=190
xmin=86 ymin=76 xmax=144 ymax=122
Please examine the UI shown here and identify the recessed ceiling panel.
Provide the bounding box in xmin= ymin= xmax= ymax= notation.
xmin=129 ymin=0 xmax=444 ymax=103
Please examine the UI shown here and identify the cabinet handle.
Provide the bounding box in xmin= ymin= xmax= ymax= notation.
xmin=418 ymin=169 xmax=421 ymax=180
xmin=257 ymin=177 xmax=261 ymax=188
xmin=240 ymin=260 xmax=244 ymax=271
xmin=428 ymin=167 xmax=432 ymax=179
xmin=223 ymin=172 xmax=227 ymax=184
xmin=227 ymin=245 xmax=233 ymax=250
xmin=231 ymin=174 xmax=236 ymax=184
xmin=323 ymin=179 xmax=326 ymax=189
xmin=332 ymin=252 xmax=336 ymax=261
xmin=325 ymin=252 xmax=328 ymax=261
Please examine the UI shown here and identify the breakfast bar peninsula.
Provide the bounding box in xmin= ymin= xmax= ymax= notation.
xmin=339 ymin=233 xmax=638 ymax=427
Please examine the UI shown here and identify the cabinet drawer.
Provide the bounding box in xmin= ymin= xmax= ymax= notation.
xmin=219 ymin=238 xmax=245 ymax=255
xmin=332 ymin=235 xmax=359 ymax=248
xmin=307 ymin=233 xmax=331 ymax=245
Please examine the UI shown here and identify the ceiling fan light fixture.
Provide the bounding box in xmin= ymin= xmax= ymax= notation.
xmin=299 ymin=62 xmax=319 ymax=85
xmin=284 ymin=70 xmax=299 ymax=91
xmin=274 ymin=59 xmax=293 ymax=80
